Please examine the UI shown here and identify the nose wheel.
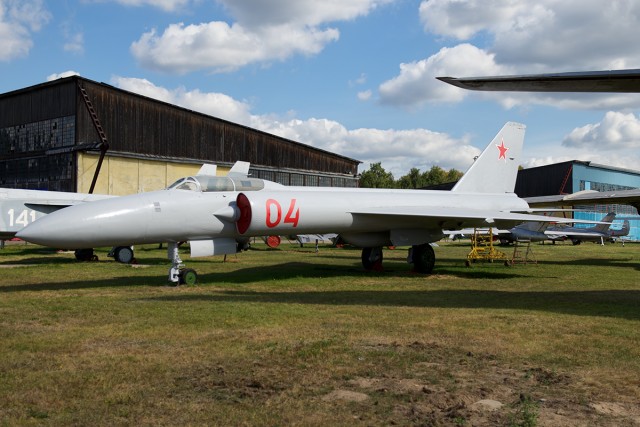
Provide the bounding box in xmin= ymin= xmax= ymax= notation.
xmin=178 ymin=268 xmax=198 ymax=285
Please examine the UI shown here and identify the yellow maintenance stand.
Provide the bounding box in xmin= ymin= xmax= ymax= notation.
xmin=465 ymin=228 xmax=509 ymax=267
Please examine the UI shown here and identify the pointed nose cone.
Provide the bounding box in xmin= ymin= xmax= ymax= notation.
xmin=16 ymin=214 xmax=68 ymax=248
xmin=17 ymin=193 xmax=156 ymax=249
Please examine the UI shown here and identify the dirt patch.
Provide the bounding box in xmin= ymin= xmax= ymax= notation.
xmin=340 ymin=340 xmax=640 ymax=426
xmin=322 ymin=390 xmax=369 ymax=402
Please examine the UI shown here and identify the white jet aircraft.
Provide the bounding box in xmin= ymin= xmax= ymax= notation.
xmin=2 ymin=163 xmax=237 ymax=264
xmin=18 ymin=121 xmax=598 ymax=284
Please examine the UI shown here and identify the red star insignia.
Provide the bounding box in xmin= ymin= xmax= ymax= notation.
xmin=496 ymin=139 xmax=509 ymax=160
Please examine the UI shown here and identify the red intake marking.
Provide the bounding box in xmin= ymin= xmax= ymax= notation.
xmin=236 ymin=193 xmax=252 ymax=234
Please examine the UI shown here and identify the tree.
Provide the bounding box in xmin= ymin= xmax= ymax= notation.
xmin=359 ymin=162 xmax=395 ymax=188
xmin=445 ymin=168 xmax=464 ymax=183
xmin=397 ymin=168 xmax=424 ymax=189
xmin=423 ymin=165 xmax=447 ymax=187
xmin=396 ymin=165 xmax=464 ymax=189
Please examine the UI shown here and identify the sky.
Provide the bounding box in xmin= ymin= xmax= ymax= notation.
xmin=2 ymin=0 xmax=640 ymax=178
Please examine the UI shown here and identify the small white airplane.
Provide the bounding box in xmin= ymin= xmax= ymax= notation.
xmin=17 ymin=121 xmax=599 ymax=284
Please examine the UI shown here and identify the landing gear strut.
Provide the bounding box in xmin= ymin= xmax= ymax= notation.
xmin=361 ymin=247 xmax=384 ymax=271
xmin=168 ymin=242 xmax=198 ymax=285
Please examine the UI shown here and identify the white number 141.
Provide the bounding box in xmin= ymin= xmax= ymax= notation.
xmin=7 ymin=209 xmax=37 ymax=227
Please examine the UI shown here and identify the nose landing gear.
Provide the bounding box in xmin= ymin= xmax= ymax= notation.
xmin=168 ymin=242 xmax=198 ymax=285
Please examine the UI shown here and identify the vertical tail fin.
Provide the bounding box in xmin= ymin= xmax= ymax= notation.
xmin=227 ymin=161 xmax=251 ymax=179
xmin=593 ymin=212 xmax=616 ymax=233
xmin=452 ymin=122 xmax=525 ymax=193
xmin=196 ymin=163 xmax=217 ymax=176
xmin=616 ymin=220 xmax=631 ymax=237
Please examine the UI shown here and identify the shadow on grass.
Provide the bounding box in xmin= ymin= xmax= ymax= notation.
xmin=0 ymin=255 xmax=171 ymax=266
xmin=2 ymin=257 xmax=639 ymax=319
xmin=0 ymin=259 xmax=532 ymax=293
xmin=540 ymin=258 xmax=640 ymax=270
xmin=142 ymin=288 xmax=640 ymax=320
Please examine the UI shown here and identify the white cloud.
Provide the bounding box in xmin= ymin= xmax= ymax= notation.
xmin=131 ymin=22 xmax=339 ymax=74
xmin=380 ymin=1 xmax=640 ymax=111
xmin=419 ymin=0 xmax=525 ymax=41
xmin=111 ymin=76 xmax=254 ymax=124
xmin=379 ymin=44 xmax=509 ymax=108
xmin=0 ymin=0 xmax=50 ymax=61
xmin=419 ymin=0 xmax=640 ymax=70
xmin=106 ymin=0 xmax=192 ymax=12
xmin=563 ymin=111 xmax=640 ymax=149
xmin=519 ymin=111 xmax=640 ymax=170
xmin=349 ymin=72 xmax=367 ymax=87
xmin=220 ymin=0 xmax=391 ymax=27
xmin=256 ymin=117 xmax=481 ymax=175
xmin=46 ymin=70 xmax=80 ymax=81
xmin=111 ymin=76 xmax=480 ymax=176
xmin=130 ymin=0 xmax=392 ymax=74
xmin=357 ymin=90 xmax=372 ymax=101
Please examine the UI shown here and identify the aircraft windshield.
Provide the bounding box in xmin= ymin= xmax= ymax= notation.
xmin=167 ymin=176 xmax=265 ymax=192
xmin=167 ymin=177 xmax=201 ymax=192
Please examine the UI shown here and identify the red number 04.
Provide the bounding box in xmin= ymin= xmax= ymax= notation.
xmin=266 ymin=199 xmax=300 ymax=228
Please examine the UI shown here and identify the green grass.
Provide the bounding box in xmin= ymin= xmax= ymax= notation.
xmin=1 ymin=240 xmax=639 ymax=425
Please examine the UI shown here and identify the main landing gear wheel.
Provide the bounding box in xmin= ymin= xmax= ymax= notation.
xmin=74 ymin=248 xmax=97 ymax=262
xmin=411 ymin=243 xmax=435 ymax=274
xmin=361 ymin=246 xmax=384 ymax=271
xmin=113 ymin=246 xmax=134 ymax=264
xmin=179 ymin=268 xmax=198 ymax=285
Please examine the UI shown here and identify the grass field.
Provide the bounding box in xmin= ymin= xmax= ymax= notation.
xmin=1 ymin=239 xmax=639 ymax=426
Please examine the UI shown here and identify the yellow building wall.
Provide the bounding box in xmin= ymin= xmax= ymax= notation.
xmin=77 ymin=153 xmax=223 ymax=195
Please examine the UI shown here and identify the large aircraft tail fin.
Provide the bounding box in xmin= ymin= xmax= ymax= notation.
xmin=451 ymin=122 xmax=525 ymax=194
xmin=594 ymin=212 xmax=616 ymax=233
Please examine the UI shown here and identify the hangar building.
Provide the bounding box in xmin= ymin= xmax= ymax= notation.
xmin=0 ymin=76 xmax=360 ymax=195
xmin=515 ymin=160 xmax=640 ymax=241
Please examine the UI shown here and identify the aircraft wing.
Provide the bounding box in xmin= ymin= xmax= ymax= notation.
xmin=348 ymin=206 xmax=582 ymax=229
xmin=526 ymin=189 xmax=640 ymax=210
xmin=544 ymin=230 xmax=603 ymax=238
xmin=437 ymin=69 xmax=640 ymax=92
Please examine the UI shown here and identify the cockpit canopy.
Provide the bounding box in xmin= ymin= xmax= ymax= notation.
xmin=167 ymin=175 xmax=265 ymax=192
